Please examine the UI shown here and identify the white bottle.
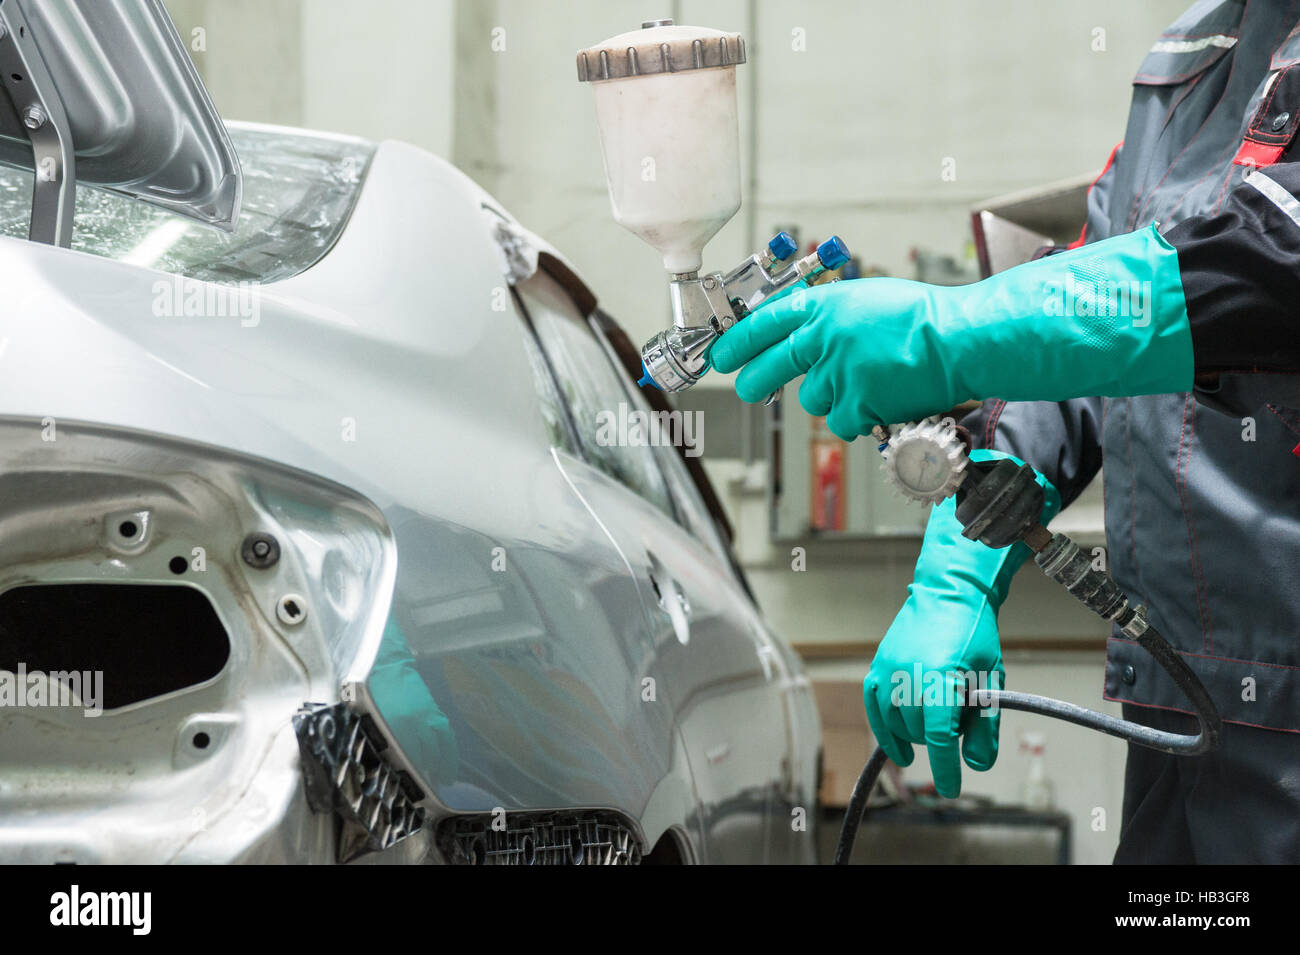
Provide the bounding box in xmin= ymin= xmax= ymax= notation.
xmin=577 ymin=20 xmax=746 ymax=275
xmin=1020 ymin=732 xmax=1054 ymax=810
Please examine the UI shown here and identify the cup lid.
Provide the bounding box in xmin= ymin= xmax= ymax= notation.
xmin=576 ymin=20 xmax=745 ymax=82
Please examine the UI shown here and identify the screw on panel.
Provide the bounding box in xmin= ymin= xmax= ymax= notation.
xmin=241 ymin=532 xmax=280 ymax=569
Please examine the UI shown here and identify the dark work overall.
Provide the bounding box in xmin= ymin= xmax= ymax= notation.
xmin=966 ymin=0 xmax=1300 ymax=863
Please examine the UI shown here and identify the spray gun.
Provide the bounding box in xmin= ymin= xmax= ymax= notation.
xmin=577 ymin=18 xmax=850 ymax=398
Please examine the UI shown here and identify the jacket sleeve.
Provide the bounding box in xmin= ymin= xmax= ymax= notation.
xmin=961 ymin=398 xmax=1104 ymax=510
xmin=1165 ymin=162 xmax=1300 ymax=411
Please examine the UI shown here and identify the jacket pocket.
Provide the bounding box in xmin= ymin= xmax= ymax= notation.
xmin=1132 ymin=33 xmax=1237 ymax=87
xmin=1131 ymin=8 xmax=1240 ymax=130
xmin=1132 ymin=0 xmax=1242 ymax=86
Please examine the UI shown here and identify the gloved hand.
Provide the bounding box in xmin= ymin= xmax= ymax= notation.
xmin=709 ymin=224 xmax=1193 ymax=439
xmin=863 ymin=450 xmax=1061 ymax=797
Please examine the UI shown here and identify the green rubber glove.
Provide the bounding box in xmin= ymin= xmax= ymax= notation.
xmin=863 ymin=450 xmax=1061 ymax=798
xmin=710 ymin=225 xmax=1193 ymax=439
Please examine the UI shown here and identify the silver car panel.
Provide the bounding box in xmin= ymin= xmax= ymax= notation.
xmin=0 ymin=131 xmax=820 ymax=863
xmin=0 ymin=419 xmax=395 ymax=863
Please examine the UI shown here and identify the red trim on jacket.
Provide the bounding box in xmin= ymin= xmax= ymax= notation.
xmin=1232 ymin=139 xmax=1286 ymax=168
xmin=1068 ymin=141 xmax=1123 ymax=249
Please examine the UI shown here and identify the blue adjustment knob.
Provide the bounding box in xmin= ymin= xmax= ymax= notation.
xmin=767 ymin=231 xmax=798 ymax=262
xmin=637 ymin=361 xmax=659 ymax=389
xmin=816 ymin=235 xmax=850 ymax=271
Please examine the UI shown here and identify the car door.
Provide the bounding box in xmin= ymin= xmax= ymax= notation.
xmin=613 ymin=356 xmax=820 ymax=864
xmin=586 ymin=314 xmax=824 ymax=861
xmin=515 ymin=270 xmax=791 ymax=863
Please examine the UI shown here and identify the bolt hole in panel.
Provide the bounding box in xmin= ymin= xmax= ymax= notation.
xmin=0 ymin=583 xmax=229 ymax=709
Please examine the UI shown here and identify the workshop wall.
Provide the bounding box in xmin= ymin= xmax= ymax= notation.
xmin=164 ymin=0 xmax=457 ymax=156
xmin=167 ymin=0 xmax=1188 ymax=344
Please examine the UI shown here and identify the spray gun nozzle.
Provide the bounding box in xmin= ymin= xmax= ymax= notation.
xmin=637 ymin=362 xmax=659 ymax=389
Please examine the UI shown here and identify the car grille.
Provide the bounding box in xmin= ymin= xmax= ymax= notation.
xmin=436 ymin=810 xmax=643 ymax=865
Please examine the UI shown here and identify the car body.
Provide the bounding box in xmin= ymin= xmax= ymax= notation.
xmin=0 ymin=118 xmax=823 ymax=864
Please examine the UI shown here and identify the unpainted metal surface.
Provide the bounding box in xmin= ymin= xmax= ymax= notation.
xmin=0 ymin=131 xmax=820 ymax=863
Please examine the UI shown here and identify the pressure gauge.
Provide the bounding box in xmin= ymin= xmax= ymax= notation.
xmin=880 ymin=417 xmax=970 ymax=505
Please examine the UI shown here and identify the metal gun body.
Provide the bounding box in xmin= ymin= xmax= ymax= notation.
xmin=637 ymin=233 xmax=850 ymax=394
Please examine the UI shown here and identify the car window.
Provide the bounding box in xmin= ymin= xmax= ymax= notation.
xmin=517 ymin=276 xmax=675 ymax=518
xmin=516 ymin=301 xmax=581 ymax=456
xmin=0 ymin=126 xmax=375 ymax=284
xmin=586 ymin=320 xmax=732 ymax=558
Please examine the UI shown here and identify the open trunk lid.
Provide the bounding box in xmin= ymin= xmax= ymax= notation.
xmin=0 ymin=0 xmax=240 ymax=245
